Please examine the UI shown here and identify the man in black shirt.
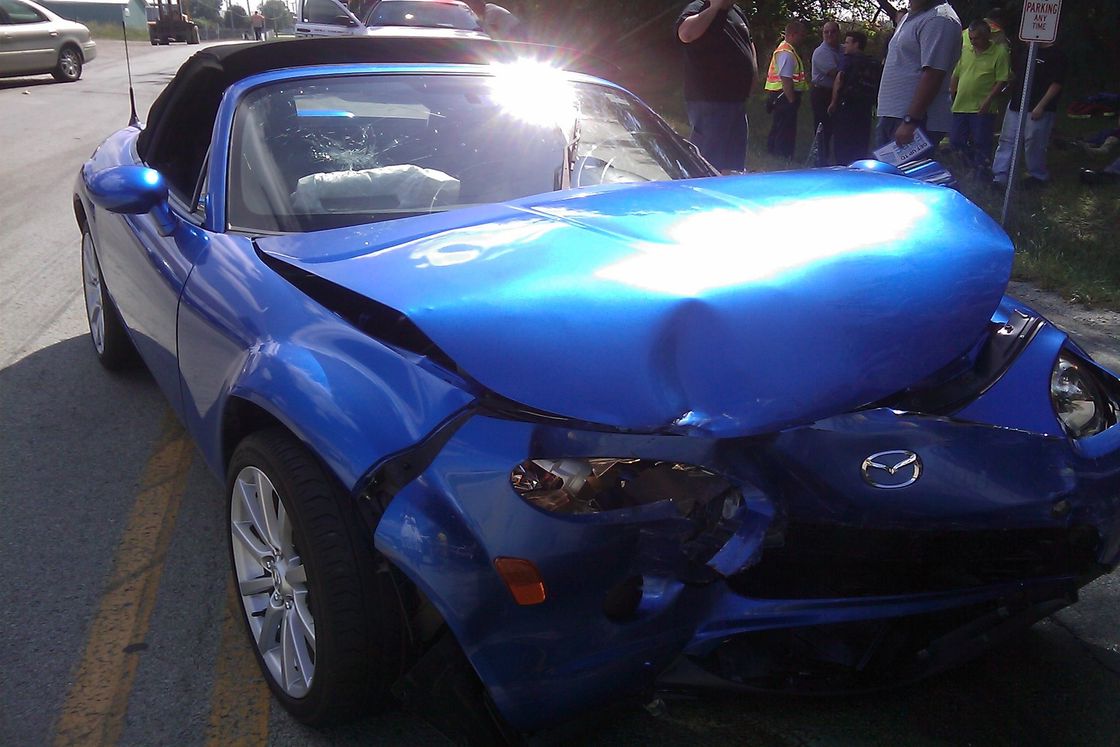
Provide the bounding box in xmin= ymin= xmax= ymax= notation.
xmin=675 ymin=0 xmax=757 ymax=172
xmin=828 ymin=30 xmax=881 ymax=164
xmin=992 ymin=42 xmax=1067 ymax=187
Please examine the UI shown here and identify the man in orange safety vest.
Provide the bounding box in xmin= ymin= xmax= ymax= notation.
xmin=764 ymin=20 xmax=809 ymax=159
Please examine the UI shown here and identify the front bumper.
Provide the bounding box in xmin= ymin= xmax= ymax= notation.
xmin=81 ymin=39 xmax=97 ymax=63
xmin=372 ymin=403 xmax=1120 ymax=732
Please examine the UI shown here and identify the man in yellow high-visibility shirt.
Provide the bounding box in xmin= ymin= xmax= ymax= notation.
xmin=950 ymin=20 xmax=1010 ymax=171
xmin=764 ymin=20 xmax=809 ymax=160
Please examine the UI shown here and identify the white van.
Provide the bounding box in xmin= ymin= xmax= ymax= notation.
xmin=294 ymin=0 xmax=489 ymax=39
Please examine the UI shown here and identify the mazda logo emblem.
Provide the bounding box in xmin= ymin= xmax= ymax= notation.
xmin=861 ymin=450 xmax=922 ymax=489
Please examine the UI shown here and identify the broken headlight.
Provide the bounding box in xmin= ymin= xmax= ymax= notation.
xmin=1051 ymin=352 xmax=1116 ymax=438
xmin=510 ymin=458 xmax=738 ymax=517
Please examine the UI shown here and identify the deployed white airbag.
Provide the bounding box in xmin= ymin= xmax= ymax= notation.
xmin=291 ymin=165 xmax=460 ymax=212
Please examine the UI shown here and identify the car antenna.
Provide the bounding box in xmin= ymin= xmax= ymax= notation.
xmin=121 ymin=6 xmax=139 ymax=127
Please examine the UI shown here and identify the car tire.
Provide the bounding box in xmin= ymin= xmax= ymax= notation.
xmin=188 ymin=26 xmax=200 ymax=44
xmin=81 ymin=230 xmax=137 ymax=370
xmin=52 ymin=46 xmax=82 ymax=82
xmin=149 ymin=37 xmax=158 ymax=45
xmin=228 ymin=429 xmax=409 ymax=725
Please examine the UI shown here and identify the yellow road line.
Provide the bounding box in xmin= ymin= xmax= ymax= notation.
xmin=52 ymin=411 xmax=194 ymax=747
xmin=204 ymin=582 xmax=271 ymax=747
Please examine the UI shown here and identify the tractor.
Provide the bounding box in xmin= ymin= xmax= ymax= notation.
xmin=147 ymin=0 xmax=200 ymax=45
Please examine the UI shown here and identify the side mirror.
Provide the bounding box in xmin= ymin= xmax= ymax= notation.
xmin=848 ymin=158 xmax=957 ymax=189
xmin=848 ymin=159 xmax=904 ymax=176
xmin=86 ymin=165 xmax=177 ymax=236
xmin=333 ymin=14 xmax=357 ymax=26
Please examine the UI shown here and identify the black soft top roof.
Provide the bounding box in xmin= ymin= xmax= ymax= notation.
xmin=137 ymin=36 xmax=619 ymax=173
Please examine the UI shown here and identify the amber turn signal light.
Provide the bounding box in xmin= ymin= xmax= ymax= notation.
xmin=494 ymin=557 xmax=547 ymax=605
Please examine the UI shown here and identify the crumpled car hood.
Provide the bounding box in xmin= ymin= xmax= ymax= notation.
xmin=258 ymin=170 xmax=1014 ymax=436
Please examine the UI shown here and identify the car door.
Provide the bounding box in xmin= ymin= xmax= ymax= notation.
xmin=0 ymin=0 xmax=56 ymax=76
xmin=294 ymin=0 xmax=364 ymax=37
xmin=93 ymin=163 xmax=209 ymax=419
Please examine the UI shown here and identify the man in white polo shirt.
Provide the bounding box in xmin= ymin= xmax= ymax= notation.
xmin=876 ymin=0 xmax=962 ymax=149
xmin=810 ymin=21 xmax=843 ymax=165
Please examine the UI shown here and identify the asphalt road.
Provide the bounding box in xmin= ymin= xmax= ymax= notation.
xmin=1 ymin=39 xmax=1118 ymax=747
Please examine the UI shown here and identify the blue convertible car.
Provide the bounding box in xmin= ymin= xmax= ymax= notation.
xmin=75 ymin=38 xmax=1120 ymax=742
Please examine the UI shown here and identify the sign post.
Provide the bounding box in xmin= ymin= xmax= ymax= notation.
xmin=1000 ymin=0 xmax=1062 ymax=226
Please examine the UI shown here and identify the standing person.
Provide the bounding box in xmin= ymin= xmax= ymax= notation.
xmin=949 ymin=20 xmax=1010 ymax=171
xmin=828 ymin=31 xmax=881 ymax=164
xmin=250 ymin=9 xmax=266 ymax=41
xmin=764 ymin=21 xmax=809 ymax=161
xmin=971 ymin=6 xmax=1008 ymax=48
xmin=992 ymin=42 xmax=1067 ymax=189
xmin=675 ymin=0 xmax=758 ymax=173
xmin=810 ymin=21 xmax=843 ymax=165
xmin=876 ymin=0 xmax=962 ymax=150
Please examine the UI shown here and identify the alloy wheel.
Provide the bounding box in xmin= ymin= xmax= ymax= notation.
xmin=58 ymin=50 xmax=80 ymax=80
xmin=230 ymin=465 xmax=316 ymax=698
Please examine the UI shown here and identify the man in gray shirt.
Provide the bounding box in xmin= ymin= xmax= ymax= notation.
xmin=876 ymin=0 xmax=962 ymax=149
xmin=810 ymin=21 xmax=843 ymax=165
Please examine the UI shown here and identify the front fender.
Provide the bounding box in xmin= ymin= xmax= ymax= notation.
xmin=175 ymin=230 xmax=475 ymax=489
xmin=221 ymin=337 xmax=474 ymax=489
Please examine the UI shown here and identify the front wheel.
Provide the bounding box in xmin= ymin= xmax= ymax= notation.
xmin=52 ymin=47 xmax=82 ymax=82
xmin=227 ymin=429 xmax=409 ymax=724
xmin=188 ymin=26 xmax=200 ymax=44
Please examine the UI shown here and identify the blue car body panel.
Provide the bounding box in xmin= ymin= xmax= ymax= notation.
xmin=258 ymin=170 xmax=1014 ymax=436
xmin=74 ymin=53 xmax=1120 ymax=737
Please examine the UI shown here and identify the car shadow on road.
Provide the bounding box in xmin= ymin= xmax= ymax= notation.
xmin=0 ymin=334 xmax=170 ymax=746
xmin=570 ymin=616 xmax=1120 ymax=746
xmin=0 ymin=77 xmax=61 ymax=91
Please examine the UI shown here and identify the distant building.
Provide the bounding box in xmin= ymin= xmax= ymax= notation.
xmin=37 ymin=0 xmax=152 ymax=30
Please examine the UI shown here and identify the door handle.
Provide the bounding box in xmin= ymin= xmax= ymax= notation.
xmin=50 ymin=31 xmax=59 ymax=36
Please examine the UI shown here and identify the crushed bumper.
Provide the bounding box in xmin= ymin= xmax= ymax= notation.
xmin=371 ymin=410 xmax=1120 ymax=732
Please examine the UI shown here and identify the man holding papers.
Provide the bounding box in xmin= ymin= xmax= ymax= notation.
xmin=875 ymin=0 xmax=962 ymax=150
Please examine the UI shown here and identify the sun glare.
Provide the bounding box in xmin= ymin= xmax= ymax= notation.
xmin=488 ymin=60 xmax=577 ymax=135
xmin=595 ymin=193 xmax=931 ymax=295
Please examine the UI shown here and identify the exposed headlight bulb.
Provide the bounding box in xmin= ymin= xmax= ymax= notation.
xmin=510 ymin=458 xmax=732 ymax=516
xmin=1050 ymin=353 xmax=1113 ymax=438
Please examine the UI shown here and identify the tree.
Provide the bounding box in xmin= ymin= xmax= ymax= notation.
xmin=223 ymin=3 xmax=248 ymax=28
xmin=261 ymin=0 xmax=291 ymax=30
xmin=190 ymin=0 xmax=222 ymax=22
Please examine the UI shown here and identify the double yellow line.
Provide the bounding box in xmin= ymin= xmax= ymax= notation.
xmin=52 ymin=412 xmax=269 ymax=746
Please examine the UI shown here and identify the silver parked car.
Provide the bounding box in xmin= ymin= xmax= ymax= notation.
xmin=0 ymin=0 xmax=96 ymax=82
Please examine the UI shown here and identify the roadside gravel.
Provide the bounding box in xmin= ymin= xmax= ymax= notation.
xmin=1008 ymin=281 xmax=1120 ymax=372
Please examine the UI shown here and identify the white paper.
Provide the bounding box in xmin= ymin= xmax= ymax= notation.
xmin=873 ymin=127 xmax=934 ymax=166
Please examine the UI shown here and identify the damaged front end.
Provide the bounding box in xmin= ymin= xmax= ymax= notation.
xmin=258 ymin=172 xmax=1119 ymax=736
xmin=367 ymin=388 xmax=1120 ymax=734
